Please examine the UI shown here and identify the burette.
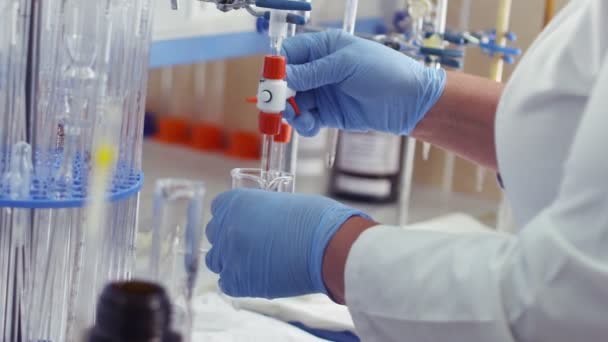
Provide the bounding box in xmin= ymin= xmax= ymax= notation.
xmin=196 ymin=1 xmax=310 ymax=186
xmin=257 ymin=9 xmax=301 ymax=183
xmin=325 ymin=0 xmax=359 ymax=168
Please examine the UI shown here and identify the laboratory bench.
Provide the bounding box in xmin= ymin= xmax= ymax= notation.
xmin=139 ymin=139 xmax=498 ymax=231
xmin=136 ymin=140 xmax=497 ymax=340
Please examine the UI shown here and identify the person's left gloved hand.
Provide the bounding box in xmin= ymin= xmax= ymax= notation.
xmin=205 ymin=189 xmax=370 ymax=299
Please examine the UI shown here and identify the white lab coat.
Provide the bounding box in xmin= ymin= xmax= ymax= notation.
xmin=344 ymin=0 xmax=608 ymax=341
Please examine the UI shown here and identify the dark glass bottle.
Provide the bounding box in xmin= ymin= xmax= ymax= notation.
xmin=329 ymin=131 xmax=406 ymax=203
xmin=87 ymin=281 xmax=182 ymax=342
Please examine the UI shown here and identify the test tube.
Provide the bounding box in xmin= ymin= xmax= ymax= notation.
xmin=156 ymin=66 xmax=190 ymax=144
xmin=193 ymin=63 xmax=207 ymax=119
xmin=149 ymin=178 xmax=207 ymax=342
xmin=326 ymin=0 xmax=359 ymax=168
xmin=0 ymin=2 xmax=32 ymax=338
xmin=191 ymin=61 xmax=226 ymax=151
xmin=1 ymin=0 xmax=152 ymax=339
xmin=1 ymin=142 xmax=33 ymax=341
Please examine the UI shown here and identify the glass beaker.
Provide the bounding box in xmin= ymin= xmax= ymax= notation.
xmin=148 ymin=178 xmax=207 ymax=342
xmin=230 ymin=168 xmax=295 ymax=193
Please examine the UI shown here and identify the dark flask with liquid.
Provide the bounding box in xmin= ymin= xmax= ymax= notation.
xmin=329 ymin=131 xmax=406 ymax=203
xmin=87 ymin=281 xmax=182 ymax=342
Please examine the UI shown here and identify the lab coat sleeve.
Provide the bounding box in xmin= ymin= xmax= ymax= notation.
xmin=345 ymin=55 xmax=608 ymax=342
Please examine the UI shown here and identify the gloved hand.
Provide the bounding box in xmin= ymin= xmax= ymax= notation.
xmin=205 ymin=189 xmax=370 ymax=299
xmin=282 ymin=29 xmax=446 ymax=136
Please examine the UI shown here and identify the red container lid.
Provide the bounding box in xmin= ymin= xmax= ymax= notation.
xmin=259 ymin=112 xmax=283 ymax=135
xmin=274 ymin=122 xmax=293 ymax=143
xmin=263 ymin=55 xmax=286 ymax=80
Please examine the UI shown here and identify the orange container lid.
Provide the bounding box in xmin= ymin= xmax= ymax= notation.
xmin=225 ymin=131 xmax=261 ymax=160
xmin=154 ymin=116 xmax=190 ymax=145
xmin=274 ymin=122 xmax=292 ymax=143
xmin=189 ymin=122 xmax=224 ymax=151
xmin=259 ymin=112 xmax=283 ymax=135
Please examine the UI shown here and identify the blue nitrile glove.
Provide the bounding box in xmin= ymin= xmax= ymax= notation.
xmin=205 ymin=189 xmax=370 ymax=299
xmin=282 ymin=29 xmax=446 ymax=137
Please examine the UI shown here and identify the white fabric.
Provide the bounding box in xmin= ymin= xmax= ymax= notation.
xmin=191 ymin=293 xmax=327 ymax=341
xmin=404 ymin=213 xmax=493 ymax=234
xmin=345 ymin=1 xmax=608 ymax=341
xmin=229 ymin=295 xmax=355 ymax=332
xmin=495 ymin=0 xmax=608 ymax=226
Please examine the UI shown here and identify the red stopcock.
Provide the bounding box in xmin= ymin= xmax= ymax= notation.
xmin=249 ymin=55 xmax=300 ymax=136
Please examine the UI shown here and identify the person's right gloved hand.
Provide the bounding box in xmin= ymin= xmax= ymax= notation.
xmin=282 ymin=29 xmax=446 ymax=137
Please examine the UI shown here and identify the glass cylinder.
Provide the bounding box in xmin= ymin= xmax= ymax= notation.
xmin=0 ymin=0 xmax=153 ymax=340
xmin=148 ymin=178 xmax=207 ymax=341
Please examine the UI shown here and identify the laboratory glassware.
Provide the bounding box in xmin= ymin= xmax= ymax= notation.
xmin=269 ymin=121 xmax=293 ymax=176
xmin=257 ymin=11 xmax=300 ymax=182
xmin=149 ymin=178 xmax=207 ymax=342
xmin=0 ymin=0 xmax=153 ymax=340
xmin=231 ymin=168 xmax=295 ymax=193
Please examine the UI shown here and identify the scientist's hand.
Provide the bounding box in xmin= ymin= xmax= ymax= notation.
xmin=205 ymin=189 xmax=370 ymax=299
xmin=282 ymin=30 xmax=446 ymax=136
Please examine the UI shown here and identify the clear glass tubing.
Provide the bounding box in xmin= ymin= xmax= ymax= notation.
xmin=148 ymin=178 xmax=207 ymax=342
xmin=231 ymin=168 xmax=295 ymax=193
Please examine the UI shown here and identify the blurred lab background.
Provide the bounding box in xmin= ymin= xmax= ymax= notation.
xmin=140 ymin=0 xmax=569 ymax=235
xmin=0 ymin=0 xmax=570 ymax=340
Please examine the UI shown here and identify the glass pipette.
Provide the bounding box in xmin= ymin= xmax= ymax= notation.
xmin=326 ymin=0 xmax=359 ymax=168
xmin=261 ymin=133 xmax=274 ymax=180
xmin=269 ymin=121 xmax=292 ymax=174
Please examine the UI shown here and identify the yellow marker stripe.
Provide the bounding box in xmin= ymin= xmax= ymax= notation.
xmin=94 ymin=143 xmax=117 ymax=170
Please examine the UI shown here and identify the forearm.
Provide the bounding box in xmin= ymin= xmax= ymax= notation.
xmin=322 ymin=216 xmax=377 ymax=304
xmin=412 ymin=71 xmax=503 ymax=171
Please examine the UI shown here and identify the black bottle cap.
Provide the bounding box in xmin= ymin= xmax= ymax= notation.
xmin=88 ymin=281 xmax=182 ymax=342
